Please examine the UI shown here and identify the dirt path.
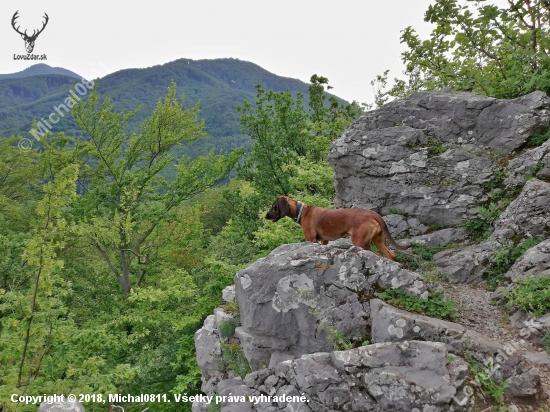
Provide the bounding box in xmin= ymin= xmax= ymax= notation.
xmin=440 ymin=281 xmax=550 ymax=411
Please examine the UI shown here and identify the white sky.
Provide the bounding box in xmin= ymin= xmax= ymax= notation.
xmin=0 ymin=0 xmax=438 ymax=103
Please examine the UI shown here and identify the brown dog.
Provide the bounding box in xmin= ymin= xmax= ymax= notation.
xmin=265 ymin=196 xmax=409 ymax=260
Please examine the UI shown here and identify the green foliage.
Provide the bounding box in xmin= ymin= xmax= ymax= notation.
xmin=237 ymin=75 xmax=360 ymax=198
xmin=462 ymin=203 xmax=501 ymax=240
xmin=395 ymin=244 xmax=445 ymax=279
xmin=0 ymin=136 xmax=40 ymax=233
xmin=219 ymin=320 xmax=237 ymax=338
xmin=527 ymin=161 xmax=544 ymax=180
xmin=485 ymin=238 xmax=541 ymax=291
xmin=378 ymin=289 xmax=457 ymax=320
xmin=507 ymin=276 xmax=550 ymax=318
xmin=483 ymin=169 xmax=508 ymax=190
xmin=378 ymin=0 xmax=550 ymax=100
xmin=468 ymin=354 xmax=507 ymax=405
xmin=219 ymin=342 xmax=251 ymax=378
xmin=526 ymin=127 xmax=550 ymax=147
xmin=426 ymin=138 xmax=447 ymax=156
xmin=386 ymin=208 xmax=403 ymax=215
xmin=62 ymin=82 xmax=243 ymax=298
xmin=253 ymin=217 xmax=305 ymax=253
xmin=320 ymin=322 xmax=354 ymax=351
xmin=222 ymin=301 xmax=240 ymax=317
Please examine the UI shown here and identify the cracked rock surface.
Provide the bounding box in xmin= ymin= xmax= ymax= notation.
xmin=434 ymin=178 xmax=550 ymax=283
xmin=194 ymin=341 xmax=471 ymax=412
xmin=328 ymin=91 xmax=550 ymax=229
xmin=234 ymin=240 xmax=430 ymax=366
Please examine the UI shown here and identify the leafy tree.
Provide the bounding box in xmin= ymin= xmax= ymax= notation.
xmin=237 ymin=75 xmax=361 ymax=199
xmin=381 ymin=0 xmax=550 ymax=99
xmin=237 ymin=85 xmax=309 ymax=197
xmin=44 ymin=82 xmax=243 ymax=299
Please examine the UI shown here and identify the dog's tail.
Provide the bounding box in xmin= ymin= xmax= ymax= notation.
xmin=376 ymin=215 xmax=411 ymax=250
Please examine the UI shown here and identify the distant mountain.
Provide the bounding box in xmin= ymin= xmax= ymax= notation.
xmin=0 ymin=63 xmax=81 ymax=80
xmin=0 ymin=58 xmax=347 ymax=156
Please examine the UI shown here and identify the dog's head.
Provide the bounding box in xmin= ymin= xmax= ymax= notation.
xmin=265 ymin=196 xmax=290 ymax=223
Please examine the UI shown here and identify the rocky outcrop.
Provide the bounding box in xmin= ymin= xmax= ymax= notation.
xmin=193 ymin=91 xmax=550 ymax=410
xmin=328 ymin=91 xmax=550 ymax=228
xmin=370 ymin=299 xmax=542 ymax=397
xmin=505 ymin=139 xmax=550 ymax=189
xmin=434 ymin=178 xmax=550 ymax=283
xmin=194 ymin=241 xmax=546 ymax=409
xmin=194 ymin=341 xmax=472 ymax=412
xmin=504 ymin=238 xmax=550 ymax=283
xmin=234 ymin=240 xmax=430 ymax=367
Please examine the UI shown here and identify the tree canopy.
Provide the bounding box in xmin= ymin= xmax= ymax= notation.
xmin=379 ymin=0 xmax=550 ymax=101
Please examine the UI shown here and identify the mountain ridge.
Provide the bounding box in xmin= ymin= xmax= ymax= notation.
xmin=0 ymin=63 xmax=81 ymax=80
xmin=0 ymin=58 xmax=345 ymax=156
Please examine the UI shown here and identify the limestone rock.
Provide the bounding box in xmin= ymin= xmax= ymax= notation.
xmin=194 ymin=315 xmax=223 ymax=383
xmin=328 ymin=91 xmax=550 ymax=228
xmin=234 ymin=241 xmax=431 ymax=367
xmin=435 ymin=179 xmax=550 ymax=283
xmin=410 ymin=227 xmax=468 ymax=248
xmin=370 ymin=299 xmax=542 ymax=397
xmin=504 ymin=238 xmax=550 ymax=283
xmin=195 ymin=341 xmax=472 ymax=411
xmin=505 ymin=139 xmax=550 ymax=189
xmin=222 ymin=285 xmax=236 ymax=302
xmin=37 ymin=401 xmax=85 ymax=412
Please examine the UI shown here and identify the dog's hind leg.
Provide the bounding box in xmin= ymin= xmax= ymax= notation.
xmin=372 ymin=231 xmax=396 ymax=261
xmin=351 ymin=230 xmax=379 ymax=256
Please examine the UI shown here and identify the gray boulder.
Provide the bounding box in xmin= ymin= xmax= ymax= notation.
xmin=222 ymin=285 xmax=236 ymax=302
xmin=504 ymin=238 xmax=550 ymax=283
xmin=195 ymin=341 xmax=472 ymax=411
xmin=328 ymin=91 xmax=550 ymax=228
xmin=37 ymin=401 xmax=85 ymax=412
xmin=370 ymin=299 xmax=542 ymax=397
xmin=505 ymin=139 xmax=550 ymax=189
xmin=234 ymin=241 xmax=431 ymax=369
xmin=194 ymin=315 xmax=223 ymax=379
xmin=410 ymin=227 xmax=468 ymax=248
xmin=434 ymin=179 xmax=550 ymax=283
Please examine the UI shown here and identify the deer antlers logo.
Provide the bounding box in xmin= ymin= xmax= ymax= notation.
xmin=11 ymin=11 xmax=49 ymax=54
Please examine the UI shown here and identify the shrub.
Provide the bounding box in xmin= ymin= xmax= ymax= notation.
xmin=219 ymin=320 xmax=236 ymax=338
xmin=468 ymin=354 xmax=507 ymax=406
xmin=507 ymin=276 xmax=550 ymax=318
xmin=485 ymin=238 xmax=541 ymax=291
xmin=220 ymin=341 xmax=251 ymax=378
xmin=462 ymin=203 xmax=501 ymax=240
xmin=378 ymin=289 xmax=457 ymax=320
xmin=526 ymin=128 xmax=550 ymax=147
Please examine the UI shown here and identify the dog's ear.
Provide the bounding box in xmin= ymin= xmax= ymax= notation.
xmin=277 ymin=196 xmax=290 ymax=218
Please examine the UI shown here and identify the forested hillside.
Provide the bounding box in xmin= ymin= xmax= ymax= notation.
xmin=0 ymin=59 xmax=343 ymax=157
xmin=0 ymin=71 xmax=361 ymax=411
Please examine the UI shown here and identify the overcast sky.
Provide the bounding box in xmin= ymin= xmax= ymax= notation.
xmin=0 ymin=0 xmax=437 ymax=103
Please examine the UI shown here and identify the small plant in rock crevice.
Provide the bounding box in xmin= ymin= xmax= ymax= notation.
xmin=462 ymin=203 xmax=501 ymax=240
xmin=506 ymin=275 xmax=550 ymax=319
xmin=484 ymin=238 xmax=542 ymax=291
xmin=526 ymin=127 xmax=550 ymax=147
xmin=378 ymin=288 xmax=457 ymax=320
xmin=219 ymin=341 xmax=251 ymax=378
xmin=395 ymin=244 xmax=446 ymax=282
xmin=219 ymin=319 xmax=237 ymax=338
xmin=467 ymin=353 xmax=508 ymax=406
